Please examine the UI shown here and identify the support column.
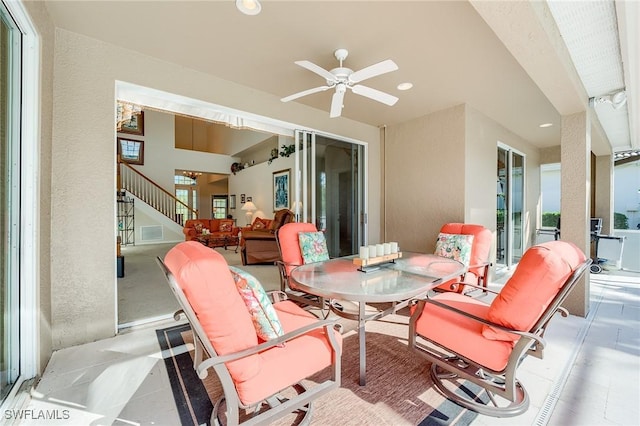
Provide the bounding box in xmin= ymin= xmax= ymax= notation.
xmin=561 ymin=112 xmax=590 ymax=317
xmin=594 ymin=155 xmax=614 ymax=234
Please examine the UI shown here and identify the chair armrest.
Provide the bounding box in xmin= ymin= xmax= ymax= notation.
xmin=415 ymin=297 xmax=546 ymax=348
xmin=196 ymin=319 xmax=342 ymax=379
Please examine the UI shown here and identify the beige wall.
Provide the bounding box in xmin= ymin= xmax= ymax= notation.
xmin=466 ymin=106 xmax=542 ymax=250
xmin=385 ymin=105 xmax=466 ymax=253
xmin=385 ymin=104 xmax=542 ymax=266
xmin=47 ymin=28 xmax=380 ymax=351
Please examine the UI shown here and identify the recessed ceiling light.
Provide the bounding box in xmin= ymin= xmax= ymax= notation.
xmin=539 ymin=123 xmax=553 ymax=128
xmin=397 ymin=82 xmax=413 ymax=91
xmin=236 ymin=0 xmax=261 ymax=15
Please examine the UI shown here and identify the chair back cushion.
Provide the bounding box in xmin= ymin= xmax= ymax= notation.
xmin=440 ymin=223 xmax=492 ymax=277
xmin=483 ymin=240 xmax=586 ymax=341
xmin=164 ymin=241 xmax=260 ymax=381
xmin=277 ymin=222 xmax=318 ymax=275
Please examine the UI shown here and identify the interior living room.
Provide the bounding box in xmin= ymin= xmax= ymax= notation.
xmin=2 ymin=1 xmax=638 ymax=425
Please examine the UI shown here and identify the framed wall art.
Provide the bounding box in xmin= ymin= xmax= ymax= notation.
xmin=117 ymin=102 xmax=144 ymax=135
xmin=273 ymin=169 xmax=290 ymax=211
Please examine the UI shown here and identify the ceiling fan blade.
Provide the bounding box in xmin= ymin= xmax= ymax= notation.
xmin=330 ymin=90 xmax=345 ymax=118
xmin=281 ymin=85 xmax=331 ymax=103
xmin=295 ymin=60 xmax=336 ymax=82
xmin=351 ymin=84 xmax=399 ymax=106
xmin=349 ymin=59 xmax=398 ymax=83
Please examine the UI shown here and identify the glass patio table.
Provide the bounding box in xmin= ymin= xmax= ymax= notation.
xmin=290 ymin=252 xmax=465 ymax=385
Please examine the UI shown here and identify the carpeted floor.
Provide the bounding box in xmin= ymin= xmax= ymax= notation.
xmin=118 ymin=242 xmax=280 ymax=326
xmin=157 ymin=309 xmax=479 ymax=426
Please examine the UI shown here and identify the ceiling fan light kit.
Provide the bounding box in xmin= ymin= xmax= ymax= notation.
xmin=281 ymin=48 xmax=399 ymax=118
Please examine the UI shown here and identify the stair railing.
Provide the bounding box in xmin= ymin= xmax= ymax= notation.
xmin=118 ymin=159 xmax=198 ymax=226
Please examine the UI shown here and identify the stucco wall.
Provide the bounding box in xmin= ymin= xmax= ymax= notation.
xmin=385 ymin=104 xmax=542 ymax=267
xmin=49 ymin=29 xmax=380 ymax=349
xmin=385 ymin=105 xmax=466 ymax=253
xmin=466 ymin=106 xmax=542 ymax=250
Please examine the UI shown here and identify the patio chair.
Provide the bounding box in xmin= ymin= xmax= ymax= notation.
xmin=157 ymin=241 xmax=342 ymax=425
xmin=275 ymin=222 xmax=327 ymax=310
xmin=409 ymin=240 xmax=591 ymax=417
xmin=433 ymin=223 xmax=492 ymax=294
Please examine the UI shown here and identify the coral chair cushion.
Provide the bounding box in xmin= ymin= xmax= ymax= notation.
xmin=278 ymin=223 xmax=318 ymax=274
xmin=439 ymin=223 xmax=492 ymax=276
xmin=298 ymin=231 xmax=330 ymax=263
xmin=235 ymin=300 xmax=343 ymax=406
xmin=416 ymin=292 xmax=514 ymax=371
xmin=163 ymin=242 xmax=260 ymax=382
xmin=483 ymin=241 xmax=587 ymax=342
xmin=229 ymin=266 xmax=284 ymax=341
xmin=434 ymin=233 xmax=474 ymax=266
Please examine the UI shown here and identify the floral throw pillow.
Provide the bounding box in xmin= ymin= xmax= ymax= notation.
xmin=434 ymin=233 xmax=474 ymax=266
xmin=219 ymin=219 xmax=234 ymax=233
xmin=194 ymin=222 xmax=203 ymax=233
xmin=229 ymin=266 xmax=284 ymax=342
xmin=252 ymin=217 xmax=270 ymax=231
xmin=298 ymin=231 xmax=330 ymax=264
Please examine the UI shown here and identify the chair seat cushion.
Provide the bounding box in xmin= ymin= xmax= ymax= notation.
xmin=415 ymin=292 xmax=514 ymax=372
xmin=235 ymin=300 xmax=343 ymax=406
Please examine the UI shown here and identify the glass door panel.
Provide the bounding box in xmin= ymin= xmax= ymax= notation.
xmin=496 ymin=145 xmax=525 ymax=269
xmin=1 ymin=4 xmax=20 ymax=402
xmin=295 ymin=131 xmax=365 ymax=258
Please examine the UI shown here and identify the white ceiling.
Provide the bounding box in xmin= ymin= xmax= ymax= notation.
xmin=43 ymin=0 xmax=637 ymax=153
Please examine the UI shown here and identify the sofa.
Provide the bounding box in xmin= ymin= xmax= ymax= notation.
xmin=240 ymin=209 xmax=294 ymax=265
xmin=183 ymin=218 xmax=240 ymax=249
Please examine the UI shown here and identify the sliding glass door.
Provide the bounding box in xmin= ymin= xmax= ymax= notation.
xmin=1 ymin=2 xmax=21 ymax=402
xmin=295 ymin=131 xmax=366 ymax=257
xmin=497 ymin=144 xmax=525 ymax=269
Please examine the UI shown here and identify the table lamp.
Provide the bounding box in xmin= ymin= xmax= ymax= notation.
xmin=241 ymin=201 xmax=257 ymax=225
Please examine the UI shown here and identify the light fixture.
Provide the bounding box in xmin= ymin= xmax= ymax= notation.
xmin=539 ymin=123 xmax=553 ymax=128
xmin=182 ymin=171 xmax=202 ymax=181
xmin=589 ymin=89 xmax=627 ymax=110
xmin=397 ymin=82 xmax=413 ymax=91
xmin=241 ymin=201 xmax=257 ymax=225
xmin=236 ymin=0 xmax=261 ymax=15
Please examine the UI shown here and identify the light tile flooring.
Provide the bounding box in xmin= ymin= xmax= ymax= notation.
xmin=9 ymin=271 xmax=640 ymax=426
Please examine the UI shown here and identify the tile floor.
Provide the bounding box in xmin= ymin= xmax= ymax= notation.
xmin=8 ymin=271 xmax=640 ymax=426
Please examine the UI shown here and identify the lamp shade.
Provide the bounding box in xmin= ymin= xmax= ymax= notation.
xmin=241 ymin=201 xmax=257 ymax=212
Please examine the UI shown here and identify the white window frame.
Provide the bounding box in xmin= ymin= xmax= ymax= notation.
xmin=1 ymin=0 xmax=40 ymax=408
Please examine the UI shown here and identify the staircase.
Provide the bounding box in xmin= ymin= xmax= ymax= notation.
xmin=118 ymin=160 xmax=197 ymax=226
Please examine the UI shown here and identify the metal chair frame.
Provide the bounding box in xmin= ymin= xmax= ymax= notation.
xmin=409 ymin=257 xmax=591 ymax=417
xmin=157 ymin=257 xmax=342 ymax=426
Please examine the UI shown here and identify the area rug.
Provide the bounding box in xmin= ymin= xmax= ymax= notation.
xmin=156 ymin=312 xmax=480 ymax=426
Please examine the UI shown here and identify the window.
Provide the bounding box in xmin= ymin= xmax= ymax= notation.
xmin=174 ymin=175 xmax=198 ymax=223
xmin=212 ymin=195 xmax=228 ymax=219
xmin=1 ymin=1 xmax=21 ymax=402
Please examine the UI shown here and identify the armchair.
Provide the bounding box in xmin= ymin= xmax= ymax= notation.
xmin=433 ymin=223 xmax=492 ymax=294
xmin=157 ymin=241 xmax=342 ymax=425
xmin=275 ymin=222 xmax=326 ymax=310
xmin=409 ymin=240 xmax=590 ymax=417
xmin=240 ymin=209 xmax=294 ymax=265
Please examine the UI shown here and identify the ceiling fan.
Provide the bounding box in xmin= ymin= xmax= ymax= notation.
xmin=281 ymin=48 xmax=399 ymax=118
